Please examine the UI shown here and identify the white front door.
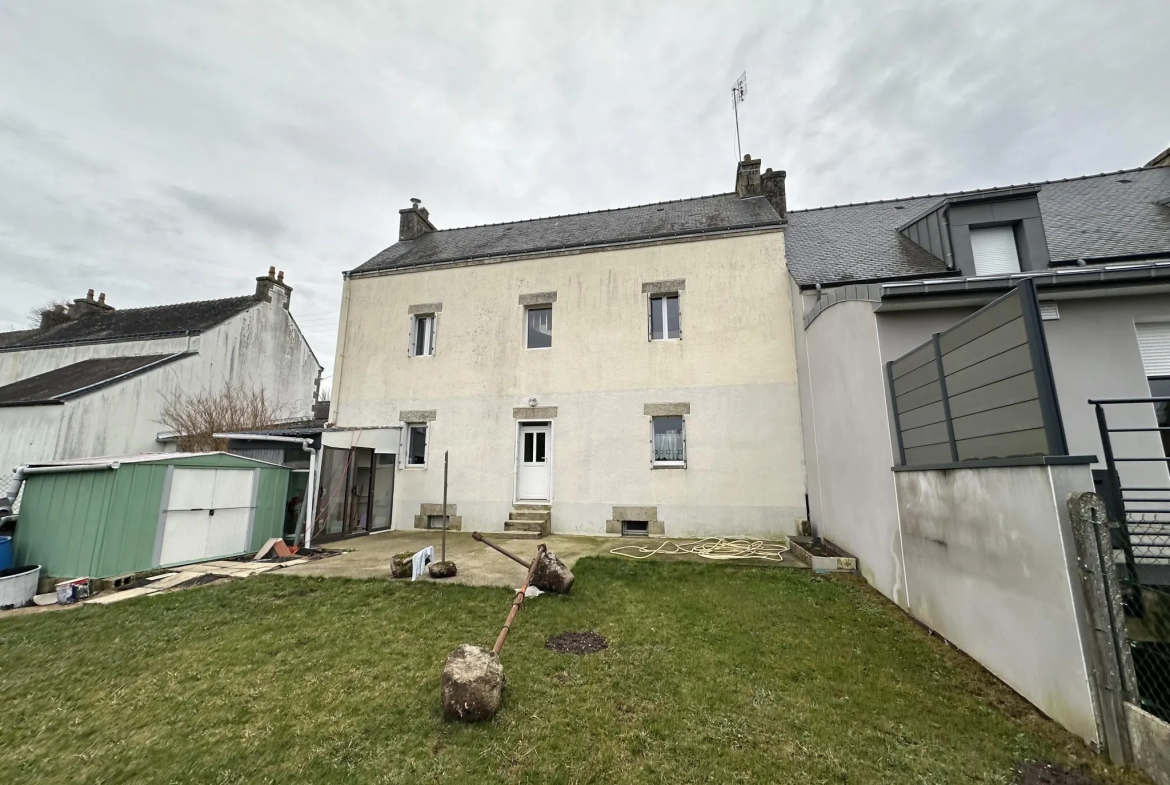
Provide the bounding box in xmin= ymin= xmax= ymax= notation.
xmin=516 ymin=423 xmax=551 ymax=501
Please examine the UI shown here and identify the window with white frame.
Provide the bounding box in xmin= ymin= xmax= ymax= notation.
xmin=406 ymin=424 xmax=428 ymax=466
xmin=526 ymin=306 xmax=552 ymax=349
xmin=652 ymin=415 xmax=686 ymax=466
xmin=649 ymin=293 xmax=680 ymax=340
xmin=411 ymin=314 xmax=436 ymax=356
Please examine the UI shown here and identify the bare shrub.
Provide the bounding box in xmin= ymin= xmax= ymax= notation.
xmin=27 ymin=298 xmax=71 ymax=329
xmin=159 ymin=384 xmax=288 ymax=452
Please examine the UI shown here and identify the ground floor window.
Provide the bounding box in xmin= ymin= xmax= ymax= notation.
xmin=407 ymin=424 xmax=428 ymax=466
xmin=652 ymin=415 xmax=686 ymax=466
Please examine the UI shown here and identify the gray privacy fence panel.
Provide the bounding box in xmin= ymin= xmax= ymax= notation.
xmin=888 ymin=278 xmax=1067 ymax=466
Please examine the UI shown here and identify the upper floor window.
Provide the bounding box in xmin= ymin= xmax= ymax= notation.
xmin=526 ymin=306 xmax=552 ymax=349
xmin=649 ymin=293 xmax=681 ymax=340
xmin=970 ymin=226 xmax=1021 ymax=276
xmin=411 ymin=314 xmax=436 ymax=357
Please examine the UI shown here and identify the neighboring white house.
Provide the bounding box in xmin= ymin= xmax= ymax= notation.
xmin=0 ymin=269 xmax=322 ymax=478
xmin=325 ymin=156 xmax=807 ymax=539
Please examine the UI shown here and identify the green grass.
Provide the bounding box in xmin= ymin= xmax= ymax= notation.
xmin=0 ymin=558 xmax=1149 ymax=784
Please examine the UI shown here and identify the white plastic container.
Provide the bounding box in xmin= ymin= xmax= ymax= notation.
xmin=0 ymin=565 xmax=41 ymax=610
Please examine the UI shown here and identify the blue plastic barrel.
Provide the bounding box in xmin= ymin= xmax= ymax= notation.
xmin=0 ymin=536 xmax=12 ymax=572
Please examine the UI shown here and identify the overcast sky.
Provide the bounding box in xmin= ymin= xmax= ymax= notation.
xmin=1 ymin=0 xmax=1166 ymax=379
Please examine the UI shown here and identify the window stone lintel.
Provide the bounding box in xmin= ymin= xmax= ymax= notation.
xmin=400 ymin=410 xmax=437 ymax=422
xmin=519 ymin=291 xmax=557 ymax=306
xmin=408 ymin=302 xmax=443 ymax=315
xmin=513 ymin=406 xmax=558 ymax=419
xmin=644 ymin=402 xmax=690 ymax=417
xmin=641 ymin=279 xmax=685 ymax=294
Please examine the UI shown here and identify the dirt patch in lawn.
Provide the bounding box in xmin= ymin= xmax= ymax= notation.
xmin=546 ymin=631 xmax=608 ymax=655
xmin=1014 ymin=760 xmax=1103 ymax=785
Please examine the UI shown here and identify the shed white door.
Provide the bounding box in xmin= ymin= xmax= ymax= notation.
xmin=159 ymin=468 xmax=257 ymax=566
xmin=516 ymin=423 xmax=551 ymax=501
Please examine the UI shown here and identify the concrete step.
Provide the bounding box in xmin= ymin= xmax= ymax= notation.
xmin=493 ymin=530 xmax=543 ymax=541
xmin=505 ymin=519 xmax=544 ymax=532
xmin=513 ymin=502 xmax=551 ymax=509
xmin=510 ymin=510 xmax=550 ymax=522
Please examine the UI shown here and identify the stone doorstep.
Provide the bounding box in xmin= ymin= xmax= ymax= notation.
xmin=509 ymin=510 xmax=550 ymax=521
xmin=505 ymin=519 xmax=544 ymax=532
xmin=493 ymin=530 xmax=543 ymax=541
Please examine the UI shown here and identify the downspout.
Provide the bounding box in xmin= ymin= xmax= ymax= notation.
xmin=213 ymin=433 xmax=318 ymax=548
xmin=1 ymin=462 xmax=121 ymax=523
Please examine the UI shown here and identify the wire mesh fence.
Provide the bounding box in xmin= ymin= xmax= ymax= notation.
xmin=1120 ymin=574 xmax=1170 ymax=722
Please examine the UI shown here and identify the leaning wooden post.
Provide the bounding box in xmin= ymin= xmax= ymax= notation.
xmin=493 ymin=544 xmax=546 ymax=655
xmin=441 ymin=450 xmax=449 ymax=562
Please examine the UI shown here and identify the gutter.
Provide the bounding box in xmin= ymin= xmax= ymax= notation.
xmin=214 ymin=432 xmax=319 ymax=549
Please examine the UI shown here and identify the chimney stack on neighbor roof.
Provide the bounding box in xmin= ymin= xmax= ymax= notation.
xmin=67 ymin=288 xmax=115 ymax=320
xmin=255 ymin=266 xmax=293 ymax=309
xmin=399 ymin=197 xmax=436 ymax=241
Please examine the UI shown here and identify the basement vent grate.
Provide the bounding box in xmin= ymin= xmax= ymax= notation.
xmin=621 ymin=520 xmax=649 ymax=537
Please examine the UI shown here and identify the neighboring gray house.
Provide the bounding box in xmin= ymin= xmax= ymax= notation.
xmin=787 ymin=159 xmax=1170 ymax=606
xmin=784 ymin=152 xmax=1170 ymax=748
xmin=0 ymin=269 xmax=322 ymax=478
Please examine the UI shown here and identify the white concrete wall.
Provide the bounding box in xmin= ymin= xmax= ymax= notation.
xmin=895 ymin=464 xmax=1100 ymax=744
xmin=0 ymin=405 xmax=63 ymax=477
xmin=333 ymin=231 xmax=806 ymax=537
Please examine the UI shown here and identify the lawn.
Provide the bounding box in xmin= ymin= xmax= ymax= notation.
xmin=0 ymin=558 xmax=1148 ymax=785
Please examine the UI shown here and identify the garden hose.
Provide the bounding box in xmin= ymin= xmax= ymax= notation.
xmin=609 ymin=537 xmax=789 ymax=562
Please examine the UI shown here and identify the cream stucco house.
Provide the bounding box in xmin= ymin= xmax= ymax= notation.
xmin=325 ymin=156 xmax=806 ymax=539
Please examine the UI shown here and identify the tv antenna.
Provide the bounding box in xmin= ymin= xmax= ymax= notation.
xmin=731 ymin=71 xmax=747 ymax=161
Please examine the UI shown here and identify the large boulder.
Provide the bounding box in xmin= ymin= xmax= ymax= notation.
xmin=532 ymin=551 xmax=574 ymax=594
xmin=389 ymin=552 xmax=414 ymax=579
xmin=428 ymin=560 xmax=457 ymax=579
xmin=441 ymin=644 xmax=505 ymax=722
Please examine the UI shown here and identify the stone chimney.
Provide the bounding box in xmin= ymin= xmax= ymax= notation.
xmin=255 ymin=266 xmax=293 ymax=310
xmin=67 ymin=289 xmax=115 ymax=320
xmin=761 ymin=167 xmax=787 ymax=219
xmin=735 ymin=155 xmax=762 ymax=198
xmin=399 ymin=198 xmax=435 ymax=241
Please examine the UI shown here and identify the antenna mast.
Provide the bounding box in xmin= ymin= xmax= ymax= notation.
xmin=731 ymin=71 xmax=747 ymax=161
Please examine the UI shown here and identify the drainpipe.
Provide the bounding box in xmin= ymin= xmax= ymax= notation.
xmin=1 ymin=462 xmax=121 ymax=522
xmin=213 ymin=433 xmax=318 ymax=548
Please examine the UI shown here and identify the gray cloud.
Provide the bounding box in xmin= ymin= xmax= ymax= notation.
xmin=165 ymin=187 xmax=287 ymax=243
xmin=0 ymin=0 xmax=1166 ymax=373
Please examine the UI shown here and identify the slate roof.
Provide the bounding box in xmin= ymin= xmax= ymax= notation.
xmin=0 ymin=295 xmax=259 ymax=352
xmin=351 ymin=193 xmax=785 ymax=275
xmin=0 ymin=353 xmax=191 ymax=406
xmin=786 ymin=166 xmax=1170 ymax=287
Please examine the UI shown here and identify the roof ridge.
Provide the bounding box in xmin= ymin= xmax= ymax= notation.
xmin=432 ymin=192 xmax=740 ymax=232
xmin=87 ymin=293 xmax=257 ymax=316
xmin=789 ymin=165 xmax=1160 ymax=214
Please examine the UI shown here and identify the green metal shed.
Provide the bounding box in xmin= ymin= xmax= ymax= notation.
xmin=12 ymin=452 xmax=289 ymax=580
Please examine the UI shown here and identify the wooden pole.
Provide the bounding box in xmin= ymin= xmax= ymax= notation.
xmin=493 ymin=544 xmax=545 ymax=655
xmin=441 ymin=450 xmax=449 ymax=562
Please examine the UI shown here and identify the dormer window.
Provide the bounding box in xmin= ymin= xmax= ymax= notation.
xmin=970 ymin=226 xmax=1021 ymax=276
